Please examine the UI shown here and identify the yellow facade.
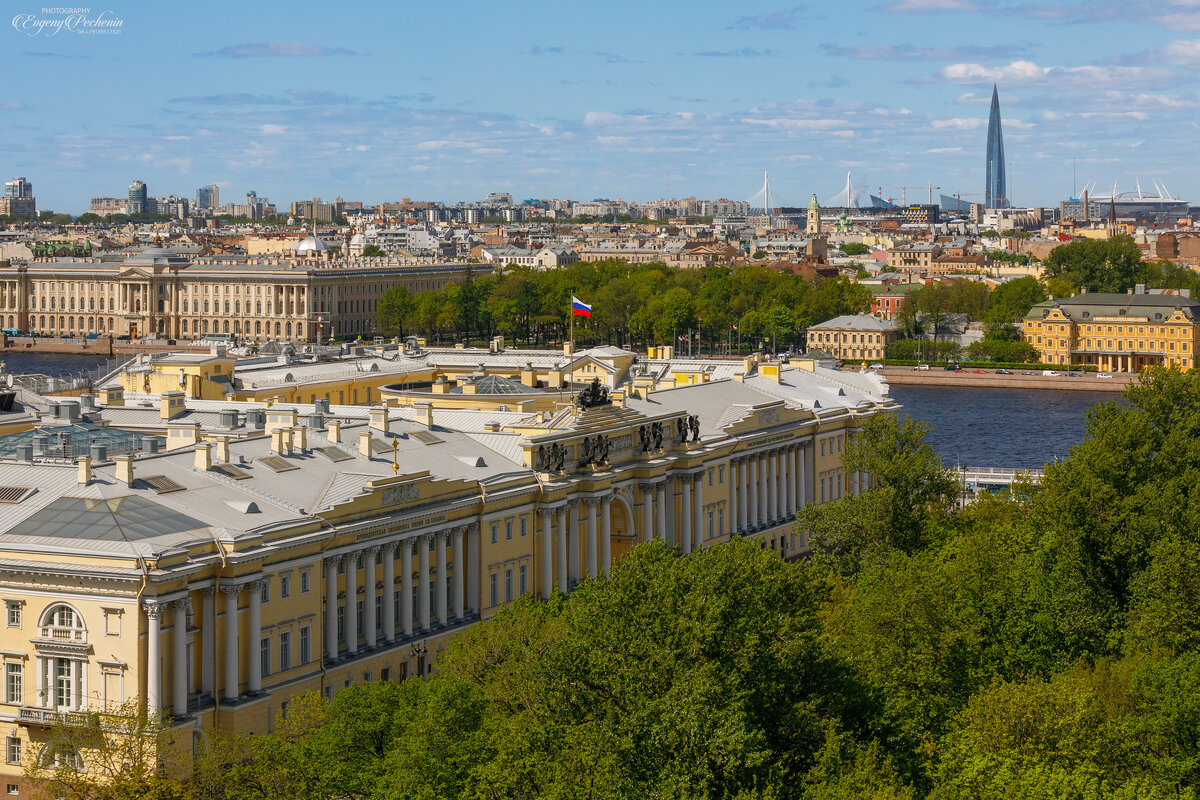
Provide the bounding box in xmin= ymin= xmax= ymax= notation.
xmin=1024 ymin=293 xmax=1200 ymax=371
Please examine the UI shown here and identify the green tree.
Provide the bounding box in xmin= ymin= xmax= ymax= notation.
xmin=361 ymin=244 xmax=386 ymax=258
xmin=376 ymin=285 xmax=415 ymax=337
xmin=1043 ymin=236 xmax=1147 ymax=294
xmin=840 ymin=242 xmax=870 ymax=256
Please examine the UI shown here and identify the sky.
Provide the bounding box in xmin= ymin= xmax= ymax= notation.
xmin=3 ymin=0 xmax=1199 ymax=214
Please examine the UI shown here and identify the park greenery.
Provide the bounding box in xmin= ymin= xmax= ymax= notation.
xmin=31 ymin=369 xmax=1200 ymax=799
xmin=377 ymin=260 xmax=874 ymax=352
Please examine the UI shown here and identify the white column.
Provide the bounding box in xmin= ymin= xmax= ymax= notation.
xmin=344 ymin=554 xmax=358 ymax=655
xmin=852 ymin=471 xmax=860 ymax=495
xmin=145 ymin=603 xmax=162 ymax=712
xmin=417 ymin=534 xmax=431 ymax=631
xmin=680 ymin=477 xmax=692 ymax=555
xmin=247 ymin=580 xmax=262 ymax=694
xmin=556 ymin=508 xmax=569 ymax=594
xmin=758 ymin=455 xmax=769 ymax=524
xmin=641 ymin=485 xmax=654 ymax=544
xmin=540 ymin=509 xmax=554 ymax=599
xmin=172 ymin=599 xmax=188 ymax=718
xmin=382 ymin=542 xmax=396 ymax=641
xmin=400 ymin=542 xmax=413 ymax=637
xmin=747 ymin=457 xmax=758 ymax=529
xmin=729 ymin=460 xmax=739 ymax=535
xmin=785 ymin=447 xmax=796 ymax=517
xmin=222 ymin=585 xmax=239 ymax=701
xmin=201 ymin=587 xmax=215 ymax=697
xmin=71 ymin=659 xmax=81 ymax=711
xmin=324 ymin=558 xmax=339 ymax=660
xmin=693 ymin=472 xmax=704 ymax=551
xmin=586 ymin=498 xmax=599 ymax=577
xmin=453 ymin=526 xmax=466 ymax=620
xmin=738 ymin=459 xmax=748 ymax=532
xmin=35 ymin=655 xmax=43 ymax=708
xmin=569 ymin=504 xmax=582 ymax=584
xmin=363 ymin=547 xmax=378 ymax=649
xmin=600 ymin=496 xmax=612 ymax=574
xmin=656 ymin=483 xmax=667 ymax=543
xmin=467 ymin=523 xmax=480 ymax=615
xmin=436 ymin=531 xmax=448 ymax=626
xmin=806 ymin=444 xmax=814 ymax=505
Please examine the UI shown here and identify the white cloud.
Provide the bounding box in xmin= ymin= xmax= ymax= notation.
xmin=258 ymin=124 xmax=287 ymax=135
xmin=930 ymin=117 xmax=985 ymax=130
xmin=940 ymin=59 xmax=1173 ymax=89
xmin=1160 ymin=39 xmax=1200 ymax=65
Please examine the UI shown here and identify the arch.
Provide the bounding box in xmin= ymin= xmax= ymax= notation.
xmin=608 ymin=494 xmax=636 ymax=565
xmin=39 ymin=602 xmax=86 ymax=632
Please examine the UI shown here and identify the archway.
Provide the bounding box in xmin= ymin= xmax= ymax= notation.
xmin=609 ymin=494 xmax=636 ymax=565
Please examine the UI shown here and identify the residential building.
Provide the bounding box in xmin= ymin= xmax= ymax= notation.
xmin=870 ymin=285 xmax=917 ymax=319
xmin=88 ymin=198 xmax=127 ymax=218
xmin=900 ymin=205 xmax=939 ymax=225
xmin=886 ymin=243 xmax=941 ymax=273
xmin=533 ymin=245 xmax=579 ymax=269
xmin=2 ymin=178 xmax=36 ymax=219
xmin=196 ymin=185 xmax=220 ymax=212
xmin=806 ymin=314 xmax=899 ymax=361
xmin=127 ymin=180 xmax=147 ymax=216
xmin=1023 ymin=288 xmax=1200 ymax=371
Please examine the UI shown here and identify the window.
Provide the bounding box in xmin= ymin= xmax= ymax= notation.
xmin=355 ymin=601 xmax=364 ymax=636
xmin=520 ymin=518 xmax=527 ymax=537
xmin=519 ymin=565 xmax=528 ymax=596
xmin=260 ymin=637 xmax=271 ymax=677
xmin=4 ymin=664 xmax=20 ymax=705
xmin=719 ymin=466 xmax=725 ymax=484
xmin=707 ymin=510 xmax=714 ymax=539
xmin=820 ymin=478 xmax=827 ymax=503
xmin=336 ymin=606 xmax=344 ymax=644
xmin=505 ymin=569 xmax=513 ymax=603
xmin=299 ymin=625 xmax=311 ymax=665
xmin=6 ymin=737 xmax=19 ymax=766
xmin=54 ymin=659 xmax=71 ymax=708
xmin=489 ymin=573 xmax=498 ymax=607
xmin=300 ymin=571 xmax=311 ymax=594
xmin=260 ymin=582 xmax=270 ymax=604
xmin=820 ymin=440 xmax=826 ymax=457
xmin=279 ymin=631 xmax=291 ymax=672
xmin=6 ymin=783 xmax=16 ymax=795
xmin=5 ymin=602 xmax=19 ymax=628
xmin=280 ymin=576 xmax=290 ymax=599
xmin=375 ymin=595 xmax=383 ymax=633
xmin=505 ymin=521 xmax=513 ymax=541
xmin=490 ymin=524 xmax=498 ymax=545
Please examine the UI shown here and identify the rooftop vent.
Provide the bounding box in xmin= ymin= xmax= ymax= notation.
xmin=257 ymin=455 xmax=298 ymax=473
xmin=211 ymin=463 xmax=251 ymax=480
xmin=140 ymin=475 xmax=186 ymax=494
xmin=318 ymin=446 xmax=353 ymax=463
xmin=410 ymin=430 xmax=443 ymax=446
xmin=0 ymin=486 xmax=35 ymax=504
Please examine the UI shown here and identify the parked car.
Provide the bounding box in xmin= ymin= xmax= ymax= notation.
xmin=944 ymin=362 xmax=960 ymax=371
xmin=972 ymin=369 xmax=987 ymax=374
xmin=1021 ymin=370 xmax=1035 ymax=375
xmin=1042 ymin=370 xmax=1061 ymax=376
xmin=1097 ymin=372 xmax=1113 ymax=378
xmin=869 ymin=363 xmax=884 ymax=370
xmin=1067 ymin=372 xmax=1081 ymax=377
xmin=915 ymin=364 xmax=930 ymax=371
xmin=996 ymin=369 xmax=1013 ymax=375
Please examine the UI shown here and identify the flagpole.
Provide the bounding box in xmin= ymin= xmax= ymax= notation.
xmin=570 ymin=297 xmax=574 ymax=348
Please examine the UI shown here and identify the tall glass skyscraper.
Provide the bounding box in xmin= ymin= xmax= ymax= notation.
xmin=985 ymin=84 xmax=1007 ymax=209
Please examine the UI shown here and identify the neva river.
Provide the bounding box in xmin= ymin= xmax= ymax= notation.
xmin=889 ymin=385 xmax=1123 ymax=469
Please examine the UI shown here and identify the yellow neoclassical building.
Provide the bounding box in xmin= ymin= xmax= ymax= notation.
xmin=0 ymin=244 xmax=481 ymax=342
xmin=1024 ymin=290 xmax=1200 ymax=371
xmin=0 ymin=360 xmax=892 ymax=793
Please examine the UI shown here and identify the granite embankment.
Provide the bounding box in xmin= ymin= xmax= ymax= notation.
xmin=863 ymin=367 xmax=1136 ymax=392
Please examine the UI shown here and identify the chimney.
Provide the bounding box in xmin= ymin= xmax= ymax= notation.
xmin=245 ymin=408 xmax=266 ymax=430
xmin=266 ymin=407 xmax=298 ymax=432
xmin=160 ymin=390 xmax=186 ymax=420
xmin=142 ymin=436 xmax=160 ymax=454
xmin=314 ymin=398 xmax=331 ymax=415
xmin=213 ymin=437 xmax=230 ymax=463
xmin=563 ymin=341 xmax=575 ymax=356
xmin=293 ymin=426 xmax=308 ymax=451
xmin=89 ymin=443 xmax=107 ymax=462
xmin=166 ymin=422 xmax=201 ymax=451
xmin=194 ymin=442 xmax=213 ymax=471
xmin=115 ymin=454 xmax=135 ymax=486
xmin=369 ymin=406 xmax=390 ymax=433
xmin=101 ymin=387 xmax=124 ymax=407
xmin=414 ymin=401 xmax=433 ymax=428
xmin=327 ymin=420 xmax=342 ymax=443
xmin=281 ymin=428 xmax=294 ymax=455
xmin=359 ymin=431 xmax=373 ymax=457
xmin=15 ymin=444 xmax=32 ymax=462
xmin=76 ymin=456 xmax=92 ymax=485
xmin=270 ymin=429 xmax=286 ymax=453
xmin=308 ymin=413 xmax=326 ymax=430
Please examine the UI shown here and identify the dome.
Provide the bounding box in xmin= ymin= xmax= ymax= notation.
xmin=295 ymin=234 xmax=330 ymax=255
xmin=350 ymin=233 xmax=365 ymax=245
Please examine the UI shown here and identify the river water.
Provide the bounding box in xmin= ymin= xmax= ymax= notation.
xmin=889 ymin=385 xmax=1123 ymax=469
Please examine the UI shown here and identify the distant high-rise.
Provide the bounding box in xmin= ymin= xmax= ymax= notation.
xmin=985 ymin=84 xmax=1007 ymax=209
xmin=4 ymin=177 xmax=32 ymax=199
xmin=196 ymin=184 xmax=219 ymax=211
xmin=127 ymin=180 xmax=147 ymax=215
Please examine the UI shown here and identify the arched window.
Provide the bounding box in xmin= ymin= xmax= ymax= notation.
xmin=223 ymin=320 xmax=229 ymax=334
xmin=40 ymin=603 xmax=85 ymax=634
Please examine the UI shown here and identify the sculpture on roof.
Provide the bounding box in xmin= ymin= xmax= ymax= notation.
xmin=575 ymin=377 xmax=611 ymax=409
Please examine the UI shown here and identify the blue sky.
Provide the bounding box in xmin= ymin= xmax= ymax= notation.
xmin=3 ymin=0 xmax=1198 ymax=213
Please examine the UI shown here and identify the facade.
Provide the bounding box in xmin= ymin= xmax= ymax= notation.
xmin=870 ymin=285 xmax=917 ymax=319
xmin=1 ymin=179 xmax=35 ymax=219
xmin=88 ymin=198 xmax=127 ymax=218
xmin=985 ymin=84 xmax=1007 ymax=209
xmin=195 ymin=186 xmax=220 ymax=212
xmin=806 ymin=314 xmax=899 ymax=361
xmin=1023 ymin=290 xmax=1200 ymax=371
xmin=0 ymin=364 xmax=891 ymax=793
xmin=886 ymin=243 xmax=941 ymax=273
xmin=0 ymin=245 xmax=483 ymax=342
xmin=900 ymin=205 xmax=939 ymax=225
xmin=806 ymin=193 xmax=821 ymax=234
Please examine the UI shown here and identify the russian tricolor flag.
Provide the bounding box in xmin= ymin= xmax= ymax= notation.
xmin=571 ymin=296 xmax=592 ymax=318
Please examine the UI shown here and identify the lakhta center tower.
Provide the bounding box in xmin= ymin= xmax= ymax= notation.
xmin=985 ymin=83 xmax=1007 ymax=209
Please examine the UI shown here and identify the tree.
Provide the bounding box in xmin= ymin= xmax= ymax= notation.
xmin=1043 ymin=236 xmax=1146 ymax=294
xmin=24 ymin=701 xmax=189 ymax=800
xmin=840 ymin=242 xmax=870 ymax=256
xmin=799 ymin=413 xmax=958 ymax=572
xmin=361 ymin=244 xmax=386 ymax=258
xmin=376 ymin=285 xmax=415 ymax=337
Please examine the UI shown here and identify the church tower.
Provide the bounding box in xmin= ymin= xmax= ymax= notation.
xmin=806 ymin=193 xmax=821 ymax=234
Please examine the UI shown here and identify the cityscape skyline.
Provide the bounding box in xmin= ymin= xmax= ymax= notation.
xmin=3 ymin=1 xmax=1198 ymax=213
